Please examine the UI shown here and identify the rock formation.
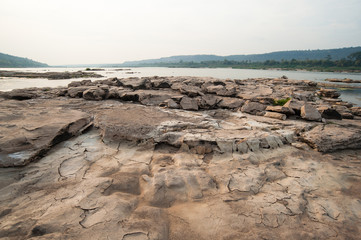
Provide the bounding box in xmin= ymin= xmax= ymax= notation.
xmin=0 ymin=76 xmax=361 ymax=239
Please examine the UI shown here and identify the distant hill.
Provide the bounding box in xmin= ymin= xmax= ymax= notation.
xmin=0 ymin=52 xmax=48 ymax=68
xmin=122 ymin=47 xmax=361 ymax=66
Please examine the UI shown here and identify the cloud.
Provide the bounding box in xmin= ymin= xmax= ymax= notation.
xmin=1 ymin=0 xmax=360 ymax=64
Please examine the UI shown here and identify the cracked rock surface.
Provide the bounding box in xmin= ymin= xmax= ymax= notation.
xmin=0 ymin=76 xmax=361 ymax=239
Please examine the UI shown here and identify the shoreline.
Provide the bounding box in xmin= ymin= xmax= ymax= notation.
xmin=1 ymin=76 xmax=361 ymax=239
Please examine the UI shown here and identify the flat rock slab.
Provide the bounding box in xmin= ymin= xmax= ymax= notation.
xmin=301 ymin=124 xmax=361 ymax=152
xmin=0 ymin=100 xmax=91 ymax=167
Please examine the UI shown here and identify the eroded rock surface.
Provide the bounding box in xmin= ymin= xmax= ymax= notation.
xmin=0 ymin=76 xmax=361 ymax=239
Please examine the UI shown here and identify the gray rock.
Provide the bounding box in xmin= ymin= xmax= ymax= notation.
xmin=119 ymin=77 xmax=151 ymax=90
xmin=180 ymin=96 xmax=199 ymax=110
xmin=300 ymin=104 xmax=322 ymax=121
xmin=199 ymin=95 xmax=220 ymax=109
xmin=317 ymin=106 xmax=342 ymax=120
xmin=266 ymin=105 xmax=295 ymax=116
xmin=83 ymin=87 xmax=107 ymax=101
xmin=217 ymin=97 xmax=245 ymax=109
xmin=68 ymin=86 xmax=90 ymax=98
xmin=283 ymin=99 xmax=304 ymax=114
xmin=241 ymin=101 xmax=266 ymax=115
xmin=301 ymin=125 xmax=361 ymax=152
xmin=318 ymin=88 xmax=341 ymax=98
xmin=264 ymin=111 xmax=287 ymax=120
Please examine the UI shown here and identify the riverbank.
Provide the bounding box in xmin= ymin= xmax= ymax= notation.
xmin=0 ymin=76 xmax=361 ymax=239
xmin=0 ymin=70 xmax=103 ymax=79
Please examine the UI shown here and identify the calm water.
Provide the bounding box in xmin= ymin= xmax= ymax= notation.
xmin=1 ymin=67 xmax=361 ymax=106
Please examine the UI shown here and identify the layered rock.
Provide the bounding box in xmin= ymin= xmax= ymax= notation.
xmin=0 ymin=76 xmax=361 ymax=239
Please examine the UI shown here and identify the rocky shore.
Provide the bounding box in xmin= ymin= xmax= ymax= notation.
xmin=0 ymin=76 xmax=361 ymax=239
xmin=0 ymin=70 xmax=103 ymax=80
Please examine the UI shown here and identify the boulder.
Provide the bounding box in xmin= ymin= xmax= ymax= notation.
xmin=217 ymin=97 xmax=245 ymax=109
xmin=264 ymin=111 xmax=287 ymax=120
xmin=83 ymin=86 xmax=108 ymax=101
xmin=292 ymin=91 xmax=316 ymax=101
xmin=0 ymin=106 xmax=91 ymax=167
xmin=0 ymin=89 xmax=38 ymax=100
xmin=283 ymin=99 xmax=303 ymax=114
xmin=301 ymin=125 xmax=361 ymax=152
xmin=151 ymin=78 xmax=172 ymax=88
xmin=138 ymin=91 xmax=173 ymax=106
xmin=180 ymin=85 xmax=202 ymax=97
xmin=300 ymin=104 xmax=322 ymax=121
xmin=351 ymin=107 xmax=361 ymax=116
xmin=68 ymin=80 xmax=93 ymax=87
xmin=118 ymin=91 xmax=141 ymax=102
xmin=205 ymin=84 xmax=237 ymax=96
xmin=317 ymin=106 xmax=342 ymax=120
xmin=180 ymin=96 xmax=199 ymax=110
xmin=265 ymin=105 xmax=295 ymax=116
xmin=199 ymin=95 xmax=220 ymax=109
xmin=119 ymin=77 xmax=151 ymax=90
xmin=162 ymin=99 xmax=179 ymax=109
xmin=318 ymin=88 xmax=341 ymax=98
xmin=67 ymin=86 xmax=90 ymax=98
xmin=241 ymin=101 xmax=266 ymax=115
xmin=333 ymin=105 xmax=354 ymax=119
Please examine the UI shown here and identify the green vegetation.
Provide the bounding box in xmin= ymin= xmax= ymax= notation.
xmin=131 ymin=52 xmax=361 ymax=72
xmin=122 ymin=47 xmax=361 ymax=67
xmin=0 ymin=52 xmax=48 ymax=68
xmin=273 ymin=98 xmax=291 ymax=106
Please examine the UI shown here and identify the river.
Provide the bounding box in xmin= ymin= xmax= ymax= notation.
xmin=1 ymin=67 xmax=361 ymax=106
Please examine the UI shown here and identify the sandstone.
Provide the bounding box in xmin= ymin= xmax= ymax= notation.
xmin=283 ymin=98 xmax=304 ymax=114
xmin=241 ymin=101 xmax=266 ymax=115
xmin=318 ymin=88 xmax=341 ymax=98
xmin=265 ymin=105 xmax=295 ymax=116
xmin=0 ymin=88 xmax=38 ymax=100
xmin=0 ymin=102 xmax=91 ymax=167
xmin=300 ymin=104 xmax=322 ymax=121
xmin=264 ymin=111 xmax=287 ymax=120
xmin=301 ymin=124 xmax=361 ymax=152
xmin=199 ymin=94 xmax=220 ymax=109
xmin=217 ymin=97 xmax=244 ymax=109
xmin=83 ymin=86 xmax=107 ymax=100
xmin=180 ymin=96 xmax=199 ymax=110
xmin=317 ymin=106 xmax=342 ymax=120
xmin=351 ymin=106 xmax=361 ymax=116
xmin=119 ymin=77 xmax=151 ymax=90
xmin=67 ymin=86 xmax=89 ymax=98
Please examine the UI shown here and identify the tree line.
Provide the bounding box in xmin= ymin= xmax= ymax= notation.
xmin=139 ymin=52 xmax=361 ymax=72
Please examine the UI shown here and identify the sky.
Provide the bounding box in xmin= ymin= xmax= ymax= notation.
xmin=1 ymin=0 xmax=361 ymax=65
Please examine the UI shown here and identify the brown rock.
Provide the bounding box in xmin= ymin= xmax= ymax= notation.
xmin=300 ymin=104 xmax=322 ymax=121
xmin=317 ymin=106 xmax=342 ymax=120
xmin=266 ymin=105 xmax=295 ymax=116
xmin=241 ymin=101 xmax=266 ymax=115
xmin=0 ymin=104 xmax=91 ymax=167
xmin=318 ymin=88 xmax=341 ymax=98
xmin=180 ymin=96 xmax=199 ymax=110
xmin=217 ymin=97 xmax=245 ymax=109
xmin=83 ymin=86 xmax=107 ymax=101
xmin=264 ymin=111 xmax=287 ymax=120
xmin=301 ymin=124 xmax=361 ymax=152
xmin=351 ymin=106 xmax=361 ymax=116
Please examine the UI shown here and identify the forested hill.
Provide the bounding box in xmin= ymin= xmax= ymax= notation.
xmin=123 ymin=47 xmax=361 ymax=66
xmin=0 ymin=52 xmax=48 ymax=68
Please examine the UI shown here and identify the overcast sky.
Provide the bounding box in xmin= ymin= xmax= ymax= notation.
xmin=1 ymin=0 xmax=361 ymax=65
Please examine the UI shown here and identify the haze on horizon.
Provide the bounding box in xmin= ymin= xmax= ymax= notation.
xmin=1 ymin=0 xmax=361 ymax=65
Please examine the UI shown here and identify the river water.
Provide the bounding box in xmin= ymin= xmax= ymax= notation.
xmin=1 ymin=67 xmax=361 ymax=106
